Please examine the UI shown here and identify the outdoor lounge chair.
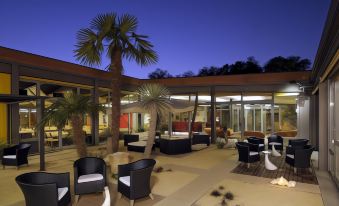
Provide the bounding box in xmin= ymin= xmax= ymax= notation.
xmin=285 ymin=145 xmax=314 ymax=173
xmin=16 ymin=172 xmax=71 ymax=206
xmin=2 ymin=143 xmax=31 ymax=169
xmin=124 ymin=134 xmax=139 ymax=146
xmin=73 ymin=157 xmax=106 ymax=204
xmin=268 ymin=135 xmax=284 ymax=151
xmin=236 ymin=142 xmax=260 ymax=168
xmin=247 ymin=136 xmax=265 ymax=152
xmin=287 ymin=139 xmax=309 ymax=151
xmin=160 ymin=137 xmax=192 ymax=154
xmin=118 ymin=159 xmax=156 ymax=206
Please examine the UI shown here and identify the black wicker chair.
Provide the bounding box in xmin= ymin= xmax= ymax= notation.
xmin=124 ymin=134 xmax=139 ymax=146
xmin=160 ymin=138 xmax=192 ymax=155
xmin=118 ymin=159 xmax=156 ymax=206
xmin=16 ymin=172 xmax=71 ymax=206
xmin=236 ymin=142 xmax=260 ymax=168
xmin=286 ymin=139 xmax=308 ymax=154
xmin=2 ymin=143 xmax=31 ymax=169
xmin=73 ymin=157 xmax=106 ymax=204
xmin=192 ymin=134 xmax=210 ymax=146
xmin=247 ymin=136 xmax=265 ymax=152
xmin=285 ymin=145 xmax=314 ymax=173
xmin=268 ymin=135 xmax=283 ymax=151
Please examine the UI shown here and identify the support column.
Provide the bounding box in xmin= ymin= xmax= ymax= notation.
xmin=91 ymin=79 xmax=99 ymax=145
xmin=168 ymin=112 xmax=172 ymax=137
xmin=271 ymin=92 xmax=275 ymax=135
xmin=11 ymin=64 xmax=19 ymax=144
xmin=318 ymin=82 xmax=328 ymax=171
xmin=210 ymin=86 xmax=216 ymax=143
xmin=240 ymin=93 xmax=245 ymax=139
xmin=37 ymin=98 xmax=45 ymax=171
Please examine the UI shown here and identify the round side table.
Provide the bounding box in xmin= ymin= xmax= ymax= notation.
xmin=262 ymin=151 xmax=277 ymax=170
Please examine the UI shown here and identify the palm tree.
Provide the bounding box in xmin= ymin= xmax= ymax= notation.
xmin=137 ymin=84 xmax=171 ymax=157
xmin=74 ymin=13 xmax=158 ymax=153
xmin=39 ymin=93 xmax=103 ymax=157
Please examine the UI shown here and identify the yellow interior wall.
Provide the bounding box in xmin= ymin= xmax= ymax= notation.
xmin=0 ymin=73 xmax=11 ymax=143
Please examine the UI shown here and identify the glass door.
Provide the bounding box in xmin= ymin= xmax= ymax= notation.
xmin=244 ymin=104 xmax=272 ymax=135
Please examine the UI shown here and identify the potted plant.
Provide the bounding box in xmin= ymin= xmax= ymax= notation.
xmin=216 ymin=137 xmax=227 ymax=149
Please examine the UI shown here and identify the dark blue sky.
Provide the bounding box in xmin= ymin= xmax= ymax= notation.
xmin=0 ymin=0 xmax=330 ymax=78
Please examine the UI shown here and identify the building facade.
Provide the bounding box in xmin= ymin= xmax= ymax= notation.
xmin=311 ymin=0 xmax=339 ymax=187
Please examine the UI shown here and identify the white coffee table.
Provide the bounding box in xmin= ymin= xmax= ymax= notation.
xmin=269 ymin=142 xmax=282 ymax=157
xmin=262 ymin=151 xmax=277 ymax=170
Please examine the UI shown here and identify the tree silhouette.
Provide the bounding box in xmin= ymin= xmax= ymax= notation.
xmin=148 ymin=68 xmax=173 ymax=79
xmin=264 ymin=56 xmax=311 ymax=72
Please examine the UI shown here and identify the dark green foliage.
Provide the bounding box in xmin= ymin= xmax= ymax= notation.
xmin=224 ymin=192 xmax=234 ymax=200
xmin=148 ymin=68 xmax=173 ymax=79
xmin=210 ymin=190 xmax=222 ymax=197
xmin=228 ymin=57 xmax=262 ymax=74
xmin=264 ymin=56 xmax=311 ymax=72
xmin=177 ymin=70 xmax=195 ymax=77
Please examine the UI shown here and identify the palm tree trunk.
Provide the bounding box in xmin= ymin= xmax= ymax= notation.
xmin=108 ymin=49 xmax=123 ymax=154
xmin=71 ymin=115 xmax=87 ymax=157
xmin=144 ymin=108 xmax=157 ymax=158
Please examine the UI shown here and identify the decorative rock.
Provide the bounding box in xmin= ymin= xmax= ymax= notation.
xmin=270 ymin=176 xmax=297 ymax=188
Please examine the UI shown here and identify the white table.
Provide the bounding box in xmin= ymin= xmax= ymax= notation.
xmin=262 ymin=151 xmax=277 ymax=170
xmin=269 ymin=142 xmax=282 ymax=157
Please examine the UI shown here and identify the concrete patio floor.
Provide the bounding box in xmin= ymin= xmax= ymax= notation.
xmin=0 ymin=142 xmax=337 ymax=206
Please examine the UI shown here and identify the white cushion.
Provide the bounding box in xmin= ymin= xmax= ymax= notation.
xmin=286 ymin=154 xmax=294 ymax=159
xmin=191 ymin=144 xmax=208 ymax=151
xmin=128 ymin=141 xmax=146 ymax=147
xmin=259 ymin=144 xmax=264 ymax=147
xmin=269 ymin=142 xmax=282 ymax=145
xmin=3 ymin=155 xmax=16 ymax=159
xmin=78 ymin=173 xmax=103 ymax=183
xmin=57 ymin=187 xmax=68 ymax=200
xmin=119 ymin=176 xmax=130 ymax=187
xmin=249 ymin=151 xmax=259 ymax=156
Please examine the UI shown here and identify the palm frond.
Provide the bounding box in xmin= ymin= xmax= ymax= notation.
xmin=74 ymin=28 xmax=103 ymax=66
xmin=37 ymin=93 xmax=103 ymax=130
xmin=137 ymin=84 xmax=171 ymax=115
xmin=118 ymin=14 xmax=138 ymax=34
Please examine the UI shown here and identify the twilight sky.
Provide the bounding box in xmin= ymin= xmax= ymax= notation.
xmin=0 ymin=0 xmax=330 ymax=79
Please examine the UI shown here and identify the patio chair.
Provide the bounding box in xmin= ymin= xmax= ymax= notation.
xmin=247 ymin=136 xmax=265 ymax=152
xmin=287 ymin=139 xmax=309 ymax=153
xmin=73 ymin=157 xmax=106 ymax=204
xmin=268 ymin=135 xmax=283 ymax=151
xmin=124 ymin=134 xmax=139 ymax=146
xmin=2 ymin=143 xmax=31 ymax=169
xmin=118 ymin=159 xmax=156 ymax=206
xmin=285 ymin=145 xmax=314 ymax=173
xmin=236 ymin=142 xmax=260 ymax=168
xmin=16 ymin=172 xmax=71 ymax=206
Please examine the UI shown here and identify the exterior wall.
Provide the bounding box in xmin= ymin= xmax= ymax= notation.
xmin=318 ymin=82 xmax=329 ymax=170
xmin=297 ymin=99 xmax=310 ymax=139
xmin=0 ymin=73 xmax=11 ymax=142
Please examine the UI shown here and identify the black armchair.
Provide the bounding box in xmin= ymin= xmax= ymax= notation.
xmin=192 ymin=134 xmax=210 ymax=146
xmin=16 ymin=172 xmax=71 ymax=206
xmin=285 ymin=145 xmax=314 ymax=173
xmin=268 ymin=135 xmax=283 ymax=151
xmin=2 ymin=143 xmax=31 ymax=169
xmin=236 ymin=142 xmax=260 ymax=168
xmin=118 ymin=159 xmax=156 ymax=206
xmin=73 ymin=157 xmax=106 ymax=203
xmin=287 ymin=138 xmax=308 ymax=147
xmin=124 ymin=134 xmax=139 ymax=146
xmin=247 ymin=136 xmax=265 ymax=152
